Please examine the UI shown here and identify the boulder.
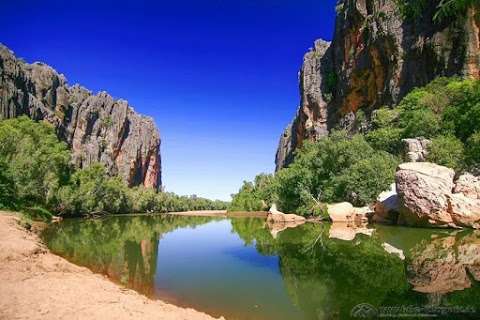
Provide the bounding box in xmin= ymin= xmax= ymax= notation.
xmin=396 ymin=162 xmax=480 ymax=228
xmin=267 ymin=204 xmax=306 ymax=224
xmin=448 ymin=194 xmax=480 ymax=229
xmin=327 ymin=202 xmax=354 ymax=222
xmin=402 ymin=138 xmax=431 ymax=162
xmin=373 ymin=183 xmax=399 ymax=224
xmin=396 ymin=162 xmax=456 ymax=227
xmin=453 ymin=173 xmax=480 ymax=199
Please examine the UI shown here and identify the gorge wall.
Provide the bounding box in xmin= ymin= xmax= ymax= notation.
xmin=276 ymin=0 xmax=480 ymax=171
xmin=0 ymin=45 xmax=161 ymax=189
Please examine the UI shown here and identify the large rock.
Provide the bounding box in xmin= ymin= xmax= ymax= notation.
xmin=266 ymin=204 xmax=306 ymax=224
xmin=373 ymin=183 xmax=399 ymax=224
xmin=327 ymin=202 xmax=353 ymax=222
xmin=396 ymin=162 xmax=480 ymax=228
xmin=453 ymin=173 xmax=480 ymax=199
xmin=275 ymin=1 xmax=480 ymax=170
xmin=396 ymin=162 xmax=455 ymax=227
xmin=0 ymin=45 xmax=161 ymax=189
xmin=402 ymin=138 xmax=431 ymax=162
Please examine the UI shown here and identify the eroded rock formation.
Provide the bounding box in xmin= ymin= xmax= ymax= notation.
xmin=276 ymin=0 xmax=480 ymax=169
xmin=0 ymin=44 xmax=161 ymax=188
xmin=395 ymin=162 xmax=480 ymax=228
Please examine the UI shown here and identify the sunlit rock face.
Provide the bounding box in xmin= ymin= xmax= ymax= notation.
xmin=0 ymin=44 xmax=161 ymax=189
xmin=395 ymin=162 xmax=480 ymax=228
xmin=276 ymin=0 xmax=480 ymax=170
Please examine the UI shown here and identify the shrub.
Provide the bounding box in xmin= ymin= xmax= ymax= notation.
xmin=466 ymin=131 xmax=480 ymax=166
xmin=58 ymin=163 xmax=130 ymax=215
xmin=0 ymin=117 xmax=71 ymax=210
xmin=332 ymin=153 xmax=400 ymax=206
xmin=426 ymin=135 xmax=465 ymax=170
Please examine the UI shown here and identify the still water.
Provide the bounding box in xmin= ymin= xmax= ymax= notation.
xmin=42 ymin=215 xmax=480 ymax=319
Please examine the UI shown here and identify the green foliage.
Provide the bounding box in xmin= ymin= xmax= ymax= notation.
xmin=229 ymin=174 xmax=276 ymax=211
xmin=0 ymin=117 xmax=228 ymax=217
xmin=0 ymin=159 xmax=15 ymax=209
xmin=58 ymin=164 xmax=131 ymax=215
xmin=233 ymin=131 xmax=399 ymax=215
xmin=332 ymin=152 xmax=400 ymax=206
xmin=434 ymin=0 xmax=478 ymax=22
xmin=426 ymin=135 xmax=465 ymax=170
xmin=396 ymin=0 xmax=477 ymax=23
xmin=0 ymin=116 xmax=71 ymax=211
xmin=366 ymin=77 xmax=479 ymax=171
xmin=466 ymin=131 xmax=480 ymax=165
xmin=23 ymin=206 xmax=53 ymax=222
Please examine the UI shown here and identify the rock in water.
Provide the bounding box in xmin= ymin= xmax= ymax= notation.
xmin=396 ymin=162 xmax=455 ymax=227
xmin=396 ymin=162 xmax=480 ymax=228
xmin=267 ymin=204 xmax=306 ymax=223
xmin=327 ymin=202 xmax=354 ymax=222
xmin=0 ymin=44 xmax=161 ymax=189
xmin=373 ymin=183 xmax=399 ymax=224
xmin=275 ymin=1 xmax=480 ymax=170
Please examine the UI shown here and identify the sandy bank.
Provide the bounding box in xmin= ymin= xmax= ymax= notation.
xmin=0 ymin=212 xmax=222 ymax=320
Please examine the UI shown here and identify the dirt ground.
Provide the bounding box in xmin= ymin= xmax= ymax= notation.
xmin=0 ymin=212 xmax=222 ymax=320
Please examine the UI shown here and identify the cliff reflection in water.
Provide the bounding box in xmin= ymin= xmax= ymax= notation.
xmin=43 ymin=215 xmax=480 ymax=319
xmin=42 ymin=215 xmax=216 ymax=296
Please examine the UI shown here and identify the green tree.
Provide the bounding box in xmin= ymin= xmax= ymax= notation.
xmin=426 ymin=135 xmax=465 ymax=170
xmin=0 ymin=116 xmax=71 ymax=209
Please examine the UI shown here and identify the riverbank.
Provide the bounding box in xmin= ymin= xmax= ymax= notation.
xmin=0 ymin=212 xmax=221 ymax=320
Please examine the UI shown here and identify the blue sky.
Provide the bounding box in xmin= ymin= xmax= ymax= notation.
xmin=2 ymin=0 xmax=336 ymax=200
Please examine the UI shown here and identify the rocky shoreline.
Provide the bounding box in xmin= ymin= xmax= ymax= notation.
xmin=0 ymin=212 xmax=221 ymax=320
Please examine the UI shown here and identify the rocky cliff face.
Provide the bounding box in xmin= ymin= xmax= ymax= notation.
xmin=276 ymin=0 xmax=480 ymax=170
xmin=0 ymin=45 xmax=161 ymax=189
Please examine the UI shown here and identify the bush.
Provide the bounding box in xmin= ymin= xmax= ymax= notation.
xmin=366 ymin=127 xmax=403 ymax=154
xmin=0 ymin=117 xmax=71 ymax=210
xmin=332 ymin=153 xmax=400 ymax=206
xmin=58 ymin=164 xmax=130 ymax=215
xmin=426 ymin=135 xmax=465 ymax=170
xmin=275 ymin=131 xmax=398 ymax=213
xmin=229 ymin=174 xmax=276 ymax=212
xmin=466 ymin=131 xmax=480 ymax=166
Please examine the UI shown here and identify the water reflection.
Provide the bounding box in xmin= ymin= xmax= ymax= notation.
xmin=43 ymin=215 xmax=480 ymax=319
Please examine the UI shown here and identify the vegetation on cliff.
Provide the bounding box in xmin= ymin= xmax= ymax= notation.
xmin=0 ymin=117 xmax=228 ymax=219
xmin=231 ymin=77 xmax=480 ymax=215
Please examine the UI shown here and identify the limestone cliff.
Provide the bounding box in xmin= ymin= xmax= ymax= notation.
xmin=276 ymin=0 xmax=480 ymax=170
xmin=0 ymin=45 xmax=161 ymax=189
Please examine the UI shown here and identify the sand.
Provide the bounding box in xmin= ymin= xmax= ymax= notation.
xmin=0 ymin=212 xmax=222 ymax=320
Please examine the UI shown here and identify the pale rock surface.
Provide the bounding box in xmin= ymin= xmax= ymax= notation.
xmin=267 ymin=204 xmax=306 ymax=224
xmin=396 ymin=162 xmax=456 ymax=227
xmin=402 ymin=138 xmax=431 ymax=162
xmin=373 ymin=183 xmax=399 ymax=224
xmin=327 ymin=202 xmax=354 ymax=222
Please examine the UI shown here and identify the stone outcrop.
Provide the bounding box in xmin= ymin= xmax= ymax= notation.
xmin=402 ymin=138 xmax=431 ymax=162
xmin=0 ymin=44 xmax=161 ymax=189
xmin=267 ymin=204 xmax=306 ymax=223
xmin=373 ymin=183 xmax=399 ymax=224
xmin=327 ymin=202 xmax=371 ymax=224
xmin=395 ymin=162 xmax=480 ymax=228
xmin=276 ymin=0 xmax=480 ymax=170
